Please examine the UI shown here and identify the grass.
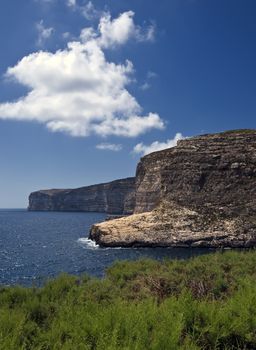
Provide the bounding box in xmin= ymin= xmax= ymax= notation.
xmin=1 ymin=250 xmax=256 ymax=349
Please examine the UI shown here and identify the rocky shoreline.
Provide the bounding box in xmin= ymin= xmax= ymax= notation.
xmin=90 ymin=130 xmax=256 ymax=248
xmin=89 ymin=201 xmax=256 ymax=248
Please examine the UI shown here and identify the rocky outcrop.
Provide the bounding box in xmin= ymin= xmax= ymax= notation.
xmin=28 ymin=177 xmax=135 ymax=214
xmin=90 ymin=130 xmax=256 ymax=247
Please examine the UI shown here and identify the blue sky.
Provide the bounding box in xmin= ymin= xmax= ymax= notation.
xmin=0 ymin=0 xmax=255 ymax=208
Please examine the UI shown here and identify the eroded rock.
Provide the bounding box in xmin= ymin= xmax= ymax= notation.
xmin=90 ymin=130 xmax=256 ymax=247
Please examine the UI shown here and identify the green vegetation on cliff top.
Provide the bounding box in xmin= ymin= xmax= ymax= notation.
xmin=1 ymin=251 xmax=256 ymax=349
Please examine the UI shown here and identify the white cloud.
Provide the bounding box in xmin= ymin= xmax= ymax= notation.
xmin=82 ymin=1 xmax=100 ymax=20
xmin=0 ymin=11 xmax=163 ymax=138
xmin=94 ymin=113 xmax=163 ymax=137
xmin=96 ymin=143 xmax=122 ymax=151
xmin=36 ymin=20 xmax=54 ymax=46
xmin=135 ymin=22 xmax=155 ymax=42
xmin=133 ymin=133 xmax=184 ymax=156
xmin=67 ymin=0 xmax=101 ymax=20
xmin=67 ymin=1 xmax=155 ymax=42
xmin=98 ymin=11 xmax=155 ymax=48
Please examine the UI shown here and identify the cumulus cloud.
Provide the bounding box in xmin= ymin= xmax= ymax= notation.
xmin=36 ymin=20 xmax=54 ymax=46
xmin=98 ymin=11 xmax=155 ymax=48
xmin=133 ymin=133 xmax=184 ymax=156
xmin=0 ymin=11 xmax=163 ymax=138
xmin=96 ymin=143 xmax=122 ymax=151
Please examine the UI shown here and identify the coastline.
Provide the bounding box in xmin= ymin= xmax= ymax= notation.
xmin=89 ymin=131 xmax=256 ymax=249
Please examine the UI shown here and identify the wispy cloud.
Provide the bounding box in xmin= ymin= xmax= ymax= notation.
xmin=147 ymin=71 xmax=157 ymax=79
xmin=133 ymin=133 xmax=184 ymax=156
xmin=96 ymin=143 xmax=122 ymax=151
xmin=36 ymin=20 xmax=54 ymax=46
xmin=140 ymin=70 xmax=158 ymax=91
xmin=0 ymin=11 xmax=163 ymax=138
xmin=67 ymin=0 xmax=76 ymax=7
xmin=82 ymin=1 xmax=101 ymax=20
xmin=140 ymin=82 xmax=151 ymax=91
xmin=66 ymin=0 xmax=101 ymax=20
xmin=62 ymin=32 xmax=71 ymax=39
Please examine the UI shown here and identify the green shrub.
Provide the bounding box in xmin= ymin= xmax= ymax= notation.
xmin=1 ymin=250 xmax=256 ymax=349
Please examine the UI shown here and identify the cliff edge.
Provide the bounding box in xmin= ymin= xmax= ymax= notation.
xmin=90 ymin=130 xmax=256 ymax=247
xmin=28 ymin=177 xmax=135 ymax=215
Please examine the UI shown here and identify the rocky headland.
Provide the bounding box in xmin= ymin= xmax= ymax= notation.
xmin=28 ymin=177 xmax=135 ymax=214
xmin=90 ymin=130 xmax=256 ymax=247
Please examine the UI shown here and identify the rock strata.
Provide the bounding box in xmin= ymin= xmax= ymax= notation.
xmin=28 ymin=177 xmax=135 ymax=214
xmin=90 ymin=130 xmax=256 ymax=247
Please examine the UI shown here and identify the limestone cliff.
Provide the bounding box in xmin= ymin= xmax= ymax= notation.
xmin=90 ymin=130 xmax=256 ymax=247
xmin=28 ymin=177 xmax=135 ymax=214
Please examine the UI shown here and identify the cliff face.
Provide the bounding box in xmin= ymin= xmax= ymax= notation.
xmin=28 ymin=177 xmax=135 ymax=214
xmin=90 ymin=131 xmax=256 ymax=247
xmin=134 ymin=131 xmax=256 ymax=216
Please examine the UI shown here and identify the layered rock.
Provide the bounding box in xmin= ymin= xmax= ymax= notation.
xmin=28 ymin=177 xmax=135 ymax=214
xmin=90 ymin=130 xmax=256 ymax=247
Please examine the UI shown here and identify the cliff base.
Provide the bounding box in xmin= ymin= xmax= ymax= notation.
xmin=90 ymin=201 xmax=256 ymax=248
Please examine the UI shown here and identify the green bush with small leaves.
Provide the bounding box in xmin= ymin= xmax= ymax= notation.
xmin=1 ymin=250 xmax=256 ymax=349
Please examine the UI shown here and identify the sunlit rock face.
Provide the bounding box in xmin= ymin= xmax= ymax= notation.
xmin=90 ymin=130 xmax=256 ymax=247
xmin=28 ymin=177 xmax=136 ymax=215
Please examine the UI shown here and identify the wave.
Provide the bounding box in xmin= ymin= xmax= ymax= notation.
xmin=77 ymin=238 xmax=99 ymax=249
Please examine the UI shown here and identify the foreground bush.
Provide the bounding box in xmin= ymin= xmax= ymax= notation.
xmin=1 ymin=250 xmax=256 ymax=349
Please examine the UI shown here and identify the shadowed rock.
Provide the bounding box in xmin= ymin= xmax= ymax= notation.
xmin=28 ymin=177 xmax=135 ymax=215
xmin=90 ymin=130 xmax=256 ymax=247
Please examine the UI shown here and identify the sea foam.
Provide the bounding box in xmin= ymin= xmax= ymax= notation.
xmin=77 ymin=238 xmax=99 ymax=249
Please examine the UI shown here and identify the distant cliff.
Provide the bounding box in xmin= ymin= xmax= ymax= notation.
xmin=90 ymin=130 xmax=256 ymax=247
xmin=28 ymin=177 xmax=135 ymax=214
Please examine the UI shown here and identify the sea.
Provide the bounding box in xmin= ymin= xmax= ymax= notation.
xmin=0 ymin=209 xmax=212 ymax=286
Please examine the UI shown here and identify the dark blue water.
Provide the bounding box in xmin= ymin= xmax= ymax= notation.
xmin=0 ymin=210 xmax=211 ymax=286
